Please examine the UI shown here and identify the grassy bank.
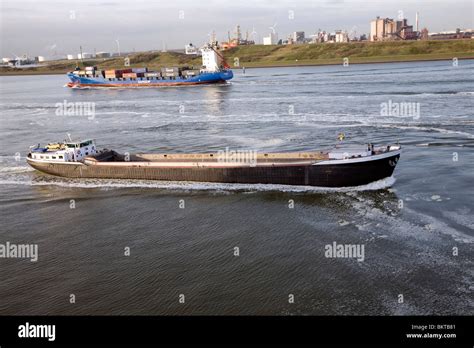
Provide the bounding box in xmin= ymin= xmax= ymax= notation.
xmin=225 ymin=39 xmax=473 ymax=67
xmin=1 ymin=39 xmax=472 ymax=76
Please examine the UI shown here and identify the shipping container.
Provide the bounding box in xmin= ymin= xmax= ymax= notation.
xmin=145 ymin=72 xmax=160 ymax=77
xmin=122 ymin=73 xmax=137 ymax=79
xmin=105 ymin=70 xmax=116 ymax=75
xmin=163 ymin=72 xmax=179 ymax=77
xmin=161 ymin=67 xmax=179 ymax=73
xmin=182 ymin=70 xmax=200 ymax=76
xmin=132 ymin=67 xmax=147 ymax=73
xmin=105 ymin=74 xmax=116 ymax=79
xmin=85 ymin=66 xmax=96 ymax=71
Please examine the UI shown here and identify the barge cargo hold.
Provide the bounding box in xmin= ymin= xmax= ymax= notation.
xmin=27 ymin=140 xmax=401 ymax=188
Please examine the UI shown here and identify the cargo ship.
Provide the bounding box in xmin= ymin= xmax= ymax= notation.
xmin=66 ymin=45 xmax=233 ymax=88
xmin=26 ymin=139 xmax=401 ymax=188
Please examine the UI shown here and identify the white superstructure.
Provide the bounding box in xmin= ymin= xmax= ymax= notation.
xmin=29 ymin=139 xmax=97 ymax=162
xmin=200 ymin=46 xmax=223 ymax=72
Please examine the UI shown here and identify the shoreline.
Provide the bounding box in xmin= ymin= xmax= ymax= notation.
xmin=236 ymin=56 xmax=474 ymax=69
xmin=1 ymin=56 xmax=473 ymax=76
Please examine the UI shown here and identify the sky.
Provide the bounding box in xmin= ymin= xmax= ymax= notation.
xmin=0 ymin=0 xmax=473 ymax=58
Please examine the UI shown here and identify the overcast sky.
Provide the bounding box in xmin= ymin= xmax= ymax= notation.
xmin=1 ymin=0 xmax=473 ymax=58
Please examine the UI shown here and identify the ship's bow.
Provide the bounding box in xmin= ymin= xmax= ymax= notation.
xmin=66 ymin=72 xmax=81 ymax=87
xmin=220 ymin=70 xmax=233 ymax=81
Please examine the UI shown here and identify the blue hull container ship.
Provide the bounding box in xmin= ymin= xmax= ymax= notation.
xmin=67 ymin=45 xmax=233 ymax=88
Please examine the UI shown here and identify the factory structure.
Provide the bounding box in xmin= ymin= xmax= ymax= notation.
xmin=428 ymin=28 xmax=473 ymax=40
xmin=1 ymin=50 xmax=114 ymax=66
xmin=370 ymin=15 xmax=418 ymax=41
xmin=263 ymin=32 xmax=278 ymax=45
xmin=369 ymin=13 xmax=473 ymax=42
xmin=237 ymin=12 xmax=473 ymax=46
xmin=1 ymin=55 xmax=37 ymax=67
xmin=220 ymin=25 xmax=255 ymax=50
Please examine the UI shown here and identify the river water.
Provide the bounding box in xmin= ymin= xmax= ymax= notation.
xmin=0 ymin=60 xmax=473 ymax=315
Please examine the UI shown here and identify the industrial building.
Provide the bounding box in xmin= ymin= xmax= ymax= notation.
xmin=77 ymin=53 xmax=93 ymax=59
xmin=370 ymin=16 xmax=417 ymax=41
xmin=1 ymin=55 xmax=35 ymax=67
xmin=428 ymin=29 xmax=473 ymax=40
xmin=335 ymin=30 xmax=349 ymax=43
xmin=292 ymin=31 xmax=305 ymax=43
xmin=263 ymin=32 xmax=278 ymax=45
xmin=220 ymin=25 xmax=255 ymax=50
xmin=96 ymin=52 xmax=111 ymax=58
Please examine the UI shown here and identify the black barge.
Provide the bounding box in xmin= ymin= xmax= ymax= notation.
xmin=26 ymin=140 xmax=401 ymax=188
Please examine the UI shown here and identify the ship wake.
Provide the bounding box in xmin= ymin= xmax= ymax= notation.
xmin=0 ymin=175 xmax=396 ymax=193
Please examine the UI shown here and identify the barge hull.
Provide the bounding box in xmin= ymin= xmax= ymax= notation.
xmin=27 ymin=153 xmax=400 ymax=187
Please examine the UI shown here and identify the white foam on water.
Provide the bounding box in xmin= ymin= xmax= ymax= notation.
xmin=407 ymin=207 xmax=474 ymax=244
xmin=0 ymin=175 xmax=396 ymax=193
xmin=0 ymin=166 xmax=35 ymax=173
xmin=441 ymin=210 xmax=474 ymax=231
xmin=379 ymin=124 xmax=474 ymax=139
xmin=346 ymin=192 xmax=474 ymax=245
xmin=97 ymin=111 xmax=146 ymax=115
